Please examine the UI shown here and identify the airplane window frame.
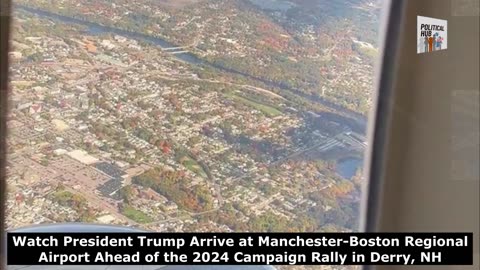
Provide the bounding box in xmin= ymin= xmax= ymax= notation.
xmin=360 ymin=0 xmax=403 ymax=234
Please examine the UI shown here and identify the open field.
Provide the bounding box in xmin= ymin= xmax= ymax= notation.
xmin=227 ymin=93 xmax=283 ymax=117
xmin=121 ymin=205 xmax=153 ymax=223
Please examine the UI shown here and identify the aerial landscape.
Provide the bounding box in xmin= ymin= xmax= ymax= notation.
xmin=6 ymin=0 xmax=381 ymax=268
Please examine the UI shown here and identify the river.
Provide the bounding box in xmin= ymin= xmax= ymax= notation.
xmin=17 ymin=5 xmax=205 ymax=65
xmin=16 ymin=4 xmax=368 ymax=130
xmin=336 ymin=157 xmax=363 ymax=180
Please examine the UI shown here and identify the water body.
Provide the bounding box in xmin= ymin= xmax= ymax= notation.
xmin=336 ymin=157 xmax=363 ymax=179
xmin=16 ymin=5 xmax=367 ymax=129
xmin=17 ymin=5 xmax=204 ymax=65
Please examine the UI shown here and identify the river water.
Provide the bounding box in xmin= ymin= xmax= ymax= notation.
xmin=336 ymin=157 xmax=363 ymax=179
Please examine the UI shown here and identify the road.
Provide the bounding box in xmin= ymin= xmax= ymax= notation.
xmin=145 ymin=207 xmax=220 ymax=226
xmin=249 ymin=193 xmax=282 ymax=211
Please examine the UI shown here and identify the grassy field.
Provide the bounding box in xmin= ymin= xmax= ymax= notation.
xmin=182 ymin=157 xmax=208 ymax=178
xmin=51 ymin=190 xmax=75 ymax=202
xmin=228 ymin=93 xmax=282 ymax=117
xmin=121 ymin=205 xmax=153 ymax=223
